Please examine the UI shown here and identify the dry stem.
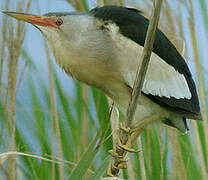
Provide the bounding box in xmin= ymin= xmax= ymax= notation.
xmin=109 ymin=0 xmax=163 ymax=177
xmin=44 ymin=43 xmax=64 ymax=180
xmin=188 ymin=1 xmax=208 ymax=179
xmin=4 ymin=1 xmax=31 ymax=179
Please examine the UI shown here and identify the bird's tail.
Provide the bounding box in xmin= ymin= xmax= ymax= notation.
xmin=162 ymin=117 xmax=189 ymax=134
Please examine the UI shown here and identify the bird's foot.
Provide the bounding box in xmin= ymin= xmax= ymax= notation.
xmin=107 ymin=157 xmax=128 ymax=177
xmin=107 ymin=151 xmax=128 ymax=177
xmin=107 ymin=123 xmax=140 ymax=176
xmin=117 ymin=123 xmax=139 ymax=153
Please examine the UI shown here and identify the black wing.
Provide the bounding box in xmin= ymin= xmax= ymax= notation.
xmin=90 ymin=6 xmax=201 ymax=119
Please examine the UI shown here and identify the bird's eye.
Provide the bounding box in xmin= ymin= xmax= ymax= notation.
xmin=56 ymin=18 xmax=63 ymax=26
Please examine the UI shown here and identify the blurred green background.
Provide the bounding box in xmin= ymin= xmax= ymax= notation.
xmin=0 ymin=0 xmax=207 ymax=179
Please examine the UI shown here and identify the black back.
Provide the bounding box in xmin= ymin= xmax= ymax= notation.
xmin=90 ymin=6 xmax=201 ymax=118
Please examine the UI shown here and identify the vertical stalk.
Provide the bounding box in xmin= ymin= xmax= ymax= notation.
xmin=6 ymin=1 xmax=31 ymax=179
xmin=188 ymin=12 xmax=208 ymax=180
xmin=188 ymin=3 xmax=208 ymax=179
xmin=81 ymin=85 xmax=90 ymax=153
xmin=109 ymin=0 xmax=163 ymax=176
xmin=0 ymin=0 xmax=9 ymax=88
xmin=45 ymin=43 xmax=64 ymax=180
xmin=7 ymin=23 xmax=17 ymax=180
xmin=137 ymin=136 xmax=147 ymax=180
xmin=124 ymin=0 xmax=163 ymax=129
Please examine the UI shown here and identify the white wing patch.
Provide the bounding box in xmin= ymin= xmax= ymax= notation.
xmin=124 ymin=49 xmax=192 ymax=100
xmin=107 ymin=23 xmax=192 ymax=100
xmin=142 ymin=57 xmax=191 ymax=99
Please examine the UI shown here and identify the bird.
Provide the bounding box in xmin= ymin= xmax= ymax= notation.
xmin=3 ymin=5 xmax=202 ymax=133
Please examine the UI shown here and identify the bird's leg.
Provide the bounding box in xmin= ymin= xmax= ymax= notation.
xmin=107 ymin=113 xmax=162 ymax=177
xmin=130 ymin=113 xmax=163 ymax=134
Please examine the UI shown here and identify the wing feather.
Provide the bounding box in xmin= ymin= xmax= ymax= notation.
xmin=90 ymin=5 xmax=201 ymax=119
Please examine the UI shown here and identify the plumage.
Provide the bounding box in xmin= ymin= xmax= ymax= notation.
xmin=90 ymin=6 xmax=201 ymax=120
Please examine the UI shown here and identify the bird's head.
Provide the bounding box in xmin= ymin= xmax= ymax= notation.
xmin=3 ymin=11 xmax=95 ymax=45
xmin=3 ymin=10 xmax=113 ymax=77
xmin=3 ymin=11 xmax=103 ymax=65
